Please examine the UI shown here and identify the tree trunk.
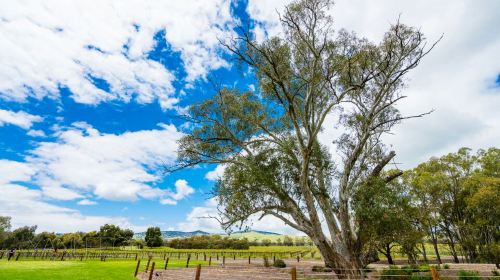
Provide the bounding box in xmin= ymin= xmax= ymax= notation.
xmin=448 ymin=241 xmax=459 ymax=263
xmin=443 ymin=226 xmax=459 ymax=263
xmin=381 ymin=244 xmax=394 ymax=265
xmin=313 ymin=238 xmax=363 ymax=279
xmin=431 ymin=237 xmax=442 ymax=264
xmin=386 ymin=251 xmax=394 ymax=265
xmin=421 ymin=242 xmax=428 ymax=263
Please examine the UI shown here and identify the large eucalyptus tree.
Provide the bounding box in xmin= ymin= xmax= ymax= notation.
xmin=172 ymin=0 xmax=436 ymax=277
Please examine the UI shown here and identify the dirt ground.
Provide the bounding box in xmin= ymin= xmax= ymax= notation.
xmin=137 ymin=258 xmax=499 ymax=280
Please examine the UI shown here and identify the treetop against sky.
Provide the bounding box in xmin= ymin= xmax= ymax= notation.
xmin=0 ymin=0 xmax=499 ymax=234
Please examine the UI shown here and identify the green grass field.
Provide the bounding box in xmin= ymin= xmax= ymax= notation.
xmin=0 ymin=243 xmax=457 ymax=279
xmin=0 ymin=259 xmax=209 ymax=280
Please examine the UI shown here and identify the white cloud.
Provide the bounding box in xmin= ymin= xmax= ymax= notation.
xmin=170 ymin=179 xmax=195 ymax=200
xmin=0 ymin=109 xmax=42 ymax=129
xmin=160 ymin=179 xmax=195 ymax=205
xmin=27 ymin=129 xmax=47 ymax=137
xmin=205 ymin=165 xmax=226 ymax=181
xmin=0 ymin=183 xmax=134 ymax=233
xmin=248 ymin=0 xmax=500 ymax=168
xmin=27 ymin=122 xmax=184 ymax=201
xmin=177 ymin=198 xmax=300 ymax=235
xmin=78 ymin=199 xmax=97 ymax=206
xmin=0 ymin=0 xmax=235 ymax=109
xmin=159 ymin=198 xmax=177 ymax=206
xmin=0 ymin=159 xmax=35 ymax=184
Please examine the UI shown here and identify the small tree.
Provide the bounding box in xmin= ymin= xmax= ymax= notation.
xmin=0 ymin=216 xmax=11 ymax=248
xmin=144 ymin=227 xmax=163 ymax=247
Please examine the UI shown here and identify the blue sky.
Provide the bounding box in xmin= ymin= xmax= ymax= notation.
xmin=1 ymin=0 xmax=499 ymax=234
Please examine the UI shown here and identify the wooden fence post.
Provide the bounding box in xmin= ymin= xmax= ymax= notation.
xmin=223 ymin=255 xmax=225 ymax=266
xmin=248 ymin=255 xmax=251 ymax=264
xmin=145 ymin=258 xmax=151 ymax=272
xmin=296 ymin=255 xmax=300 ymax=262
xmin=291 ymin=267 xmax=297 ymax=280
xmin=195 ymin=264 xmax=201 ymax=280
xmin=186 ymin=254 xmax=191 ymax=268
xmin=134 ymin=260 xmax=141 ymax=277
xmin=148 ymin=262 xmax=155 ymax=280
xmin=431 ymin=267 xmax=439 ymax=280
xmin=209 ymin=256 xmax=212 ymax=266
xmin=164 ymin=257 xmax=169 ymax=270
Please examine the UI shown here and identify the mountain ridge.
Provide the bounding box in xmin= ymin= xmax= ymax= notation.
xmin=133 ymin=229 xmax=281 ymax=240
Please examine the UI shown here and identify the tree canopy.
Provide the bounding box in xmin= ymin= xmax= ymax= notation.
xmin=173 ymin=0 xmax=436 ymax=275
xmin=144 ymin=226 xmax=163 ymax=247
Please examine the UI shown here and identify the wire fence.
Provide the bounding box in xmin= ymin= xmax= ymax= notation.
xmin=133 ymin=260 xmax=500 ymax=280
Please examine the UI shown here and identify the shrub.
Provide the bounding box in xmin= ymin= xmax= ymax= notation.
xmin=491 ymin=270 xmax=499 ymax=277
xmin=273 ymin=259 xmax=286 ymax=268
xmin=443 ymin=264 xmax=450 ymax=269
xmin=312 ymin=265 xmax=322 ymax=272
xmin=263 ymin=256 xmax=270 ymax=267
xmin=381 ymin=265 xmax=433 ymax=280
xmin=458 ymin=270 xmax=479 ymax=280
xmin=381 ymin=266 xmax=412 ymax=280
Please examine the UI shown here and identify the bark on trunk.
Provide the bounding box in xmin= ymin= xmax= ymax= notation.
xmin=381 ymin=244 xmax=394 ymax=265
xmin=431 ymin=237 xmax=442 ymax=264
xmin=448 ymin=241 xmax=459 ymax=263
xmin=444 ymin=226 xmax=459 ymax=263
xmin=314 ymin=239 xmax=364 ymax=279
xmin=421 ymin=242 xmax=428 ymax=263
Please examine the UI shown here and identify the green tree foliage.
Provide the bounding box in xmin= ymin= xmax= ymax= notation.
xmin=32 ymin=232 xmax=57 ymax=249
xmin=0 ymin=216 xmax=11 ymax=247
xmin=3 ymin=225 xmax=37 ymax=249
xmin=166 ymin=235 xmax=249 ymax=249
xmin=405 ymin=147 xmax=499 ymax=267
xmin=261 ymin=238 xmax=272 ymax=246
xmin=98 ymin=224 xmax=134 ymax=247
xmin=353 ymin=175 xmax=422 ymax=264
xmin=173 ymin=0 xmax=434 ymax=275
xmin=144 ymin=227 xmax=163 ymax=247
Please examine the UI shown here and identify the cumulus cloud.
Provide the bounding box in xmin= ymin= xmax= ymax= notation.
xmin=27 ymin=129 xmax=47 ymax=137
xmin=0 ymin=0 xmax=235 ymax=108
xmin=0 ymin=163 xmax=134 ymax=232
xmin=25 ymin=122 xmax=184 ymax=201
xmin=0 ymin=184 xmax=135 ymax=233
xmin=0 ymin=109 xmax=42 ymax=129
xmin=248 ymin=0 xmax=500 ymax=168
xmin=160 ymin=179 xmax=195 ymax=205
xmin=77 ymin=199 xmax=97 ymax=206
xmin=0 ymin=159 xmax=35 ymax=184
xmin=204 ymin=165 xmax=226 ymax=181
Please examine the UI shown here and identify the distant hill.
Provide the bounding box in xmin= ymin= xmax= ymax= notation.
xmin=133 ymin=229 xmax=285 ymax=241
xmin=134 ymin=230 xmax=209 ymax=240
xmin=224 ymin=230 xmax=284 ymax=242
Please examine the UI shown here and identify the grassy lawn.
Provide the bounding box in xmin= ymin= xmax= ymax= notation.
xmin=0 ymin=259 xmax=209 ymax=280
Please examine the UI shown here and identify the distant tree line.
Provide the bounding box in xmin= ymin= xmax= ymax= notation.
xmin=0 ymin=222 xmax=134 ymax=250
xmin=250 ymin=235 xmax=313 ymax=247
xmin=166 ymin=235 xmax=250 ymax=249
